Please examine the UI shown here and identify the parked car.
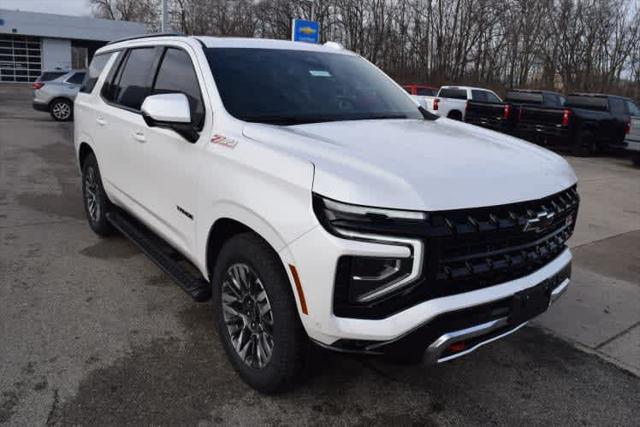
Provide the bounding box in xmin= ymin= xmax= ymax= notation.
xmin=402 ymin=84 xmax=438 ymax=109
xmin=511 ymin=93 xmax=636 ymax=156
xmin=75 ymin=34 xmax=578 ymax=392
xmin=465 ymin=89 xmax=565 ymax=133
xmin=32 ymin=69 xmax=86 ymax=121
xmin=624 ymin=114 xmax=640 ymax=166
xmin=33 ymin=70 xmax=68 ymax=84
xmin=428 ymin=86 xmax=502 ymax=121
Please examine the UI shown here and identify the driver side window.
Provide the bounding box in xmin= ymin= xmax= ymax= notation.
xmin=153 ymin=48 xmax=205 ymax=129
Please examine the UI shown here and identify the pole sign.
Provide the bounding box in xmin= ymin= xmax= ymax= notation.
xmin=291 ymin=19 xmax=320 ymax=44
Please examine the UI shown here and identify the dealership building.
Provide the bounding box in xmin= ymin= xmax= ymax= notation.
xmin=0 ymin=9 xmax=146 ymax=83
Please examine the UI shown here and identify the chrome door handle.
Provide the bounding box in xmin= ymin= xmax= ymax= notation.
xmin=96 ymin=117 xmax=106 ymax=126
xmin=132 ymin=132 xmax=146 ymax=143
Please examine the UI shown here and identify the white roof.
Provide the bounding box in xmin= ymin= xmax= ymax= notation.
xmin=196 ymin=36 xmax=355 ymax=55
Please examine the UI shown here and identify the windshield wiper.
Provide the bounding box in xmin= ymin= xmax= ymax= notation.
xmin=419 ymin=106 xmax=439 ymax=121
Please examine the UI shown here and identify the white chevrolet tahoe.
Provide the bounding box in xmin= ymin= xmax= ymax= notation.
xmin=74 ymin=34 xmax=579 ymax=393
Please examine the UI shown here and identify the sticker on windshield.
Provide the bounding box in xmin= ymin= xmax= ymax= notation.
xmin=309 ymin=70 xmax=332 ymax=77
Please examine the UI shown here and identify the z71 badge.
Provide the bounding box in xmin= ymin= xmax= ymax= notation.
xmin=211 ymin=134 xmax=238 ymax=148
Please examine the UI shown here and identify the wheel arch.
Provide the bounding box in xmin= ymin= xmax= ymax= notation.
xmin=447 ymin=109 xmax=463 ymax=120
xmin=78 ymin=142 xmax=95 ymax=171
xmin=204 ymin=211 xmax=288 ymax=282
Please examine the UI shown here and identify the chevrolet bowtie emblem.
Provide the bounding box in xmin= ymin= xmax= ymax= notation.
xmin=299 ymin=26 xmax=317 ymax=35
xmin=523 ymin=209 xmax=556 ymax=233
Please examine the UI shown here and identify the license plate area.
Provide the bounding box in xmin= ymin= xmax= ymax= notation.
xmin=510 ymin=281 xmax=551 ymax=325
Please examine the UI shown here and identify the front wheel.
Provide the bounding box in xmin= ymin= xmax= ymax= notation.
xmin=82 ymin=153 xmax=114 ymax=236
xmin=50 ymin=98 xmax=73 ymax=121
xmin=212 ymin=233 xmax=308 ymax=393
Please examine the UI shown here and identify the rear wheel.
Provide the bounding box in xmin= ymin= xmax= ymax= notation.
xmin=82 ymin=153 xmax=114 ymax=236
xmin=572 ymin=130 xmax=597 ymax=157
xmin=49 ymin=98 xmax=73 ymax=121
xmin=212 ymin=233 xmax=308 ymax=393
xmin=448 ymin=110 xmax=462 ymax=121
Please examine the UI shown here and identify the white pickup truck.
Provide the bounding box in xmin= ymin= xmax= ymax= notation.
xmin=429 ymin=85 xmax=502 ymax=121
xmin=74 ymin=34 xmax=578 ymax=393
xmin=625 ymin=115 xmax=640 ymax=166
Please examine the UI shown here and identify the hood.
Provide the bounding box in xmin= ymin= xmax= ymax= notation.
xmin=242 ymin=118 xmax=577 ymax=211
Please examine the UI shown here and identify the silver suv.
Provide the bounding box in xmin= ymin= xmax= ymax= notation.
xmin=32 ymin=70 xmax=86 ymax=121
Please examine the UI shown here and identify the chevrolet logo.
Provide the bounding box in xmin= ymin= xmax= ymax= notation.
xmin=523 ymin=209 xmax=556 ymax=234
xmin=299 ymin=26 xmax=317 ymax=35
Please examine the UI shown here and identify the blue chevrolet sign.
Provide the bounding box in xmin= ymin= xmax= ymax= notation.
xmin=291 ymin=19 xmax=320 ymax=44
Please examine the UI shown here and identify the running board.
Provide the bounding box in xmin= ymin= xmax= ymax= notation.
xmin=106 ymin=211 xmax=211 ymax=302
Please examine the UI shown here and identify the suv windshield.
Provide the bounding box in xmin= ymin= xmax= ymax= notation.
xmin=205 ymin=48 xmax=424 ymax=125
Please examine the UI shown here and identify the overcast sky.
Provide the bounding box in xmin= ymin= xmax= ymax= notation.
xmin=0 ymin=0 xmax=92 ymax=16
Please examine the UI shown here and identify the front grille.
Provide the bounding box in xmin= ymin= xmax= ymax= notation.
xmin=333 ymin=186 xmax=579 ymax=319
xmin=427 ymin=186 xmax=578 ymax=297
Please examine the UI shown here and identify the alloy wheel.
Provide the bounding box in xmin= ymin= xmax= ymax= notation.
xmin=52 ymin=102 xmax=71 ymax=120
xmin=222 ymin=263 xmax=275 ymax=369
xmin=84 ymin=166 xmax=100 ymax=222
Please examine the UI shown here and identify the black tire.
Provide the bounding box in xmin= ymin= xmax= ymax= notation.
xmin=632 ymin=155 xmax=640 ymax=167
xmin=572 ymin=130 xmax=597 ymax=157
xmin=448 ymin=110 xmax=462 ymax=121
xmin=81 ymin=153 xmax=114 ymax=236
xmin=212 ymin=233 xmax=308 ymax=393
xmin=49 ymin=98 xmax=73 ymax=121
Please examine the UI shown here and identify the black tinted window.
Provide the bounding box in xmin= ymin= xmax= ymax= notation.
xmin=416 ymin=87 xmax=436 ymax=96
xmin=472 ymin=90 xmax=500 ymax=103
xmin=67 ymin=72 xmax=85 ymax=85
xmin=114 ymin=48 xmax=156 ymax=110
xmin=153 ymin=48 xmax=204 ymax=128
xmin=39 ymin=71 xmax=66 ymax=81
xmin=626 ymin=101 xmax=640 ymax=116
xmin=566 ymin=96 xmax=608 ymax=111
xmin=439 ymin=88 xmax=467 ymax=100
xmin=81 ymin=52 xmax=113 ymax=93
xmin=543 ymin=93 xmax=563 ymax=107
xmin=205 ymin=48 xmax=423 ymax=124
xmin=609 ymin=98 xmax=625 ymax=114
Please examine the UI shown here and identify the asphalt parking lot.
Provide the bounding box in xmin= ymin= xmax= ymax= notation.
xmin=1 ymin=84 xmax=639 ymax=426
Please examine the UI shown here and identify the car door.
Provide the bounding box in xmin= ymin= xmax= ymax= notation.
xmin=135 ymin=45 xmax=208 ymax=254
xmin=94 ymin=46 xmax=160 ymax=214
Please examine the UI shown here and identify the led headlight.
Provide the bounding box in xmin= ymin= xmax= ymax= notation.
xmin=313 ymin=194 xmax=425 ymax=304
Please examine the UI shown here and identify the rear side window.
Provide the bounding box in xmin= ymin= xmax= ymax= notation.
xmin=609 ymin=98 xmax=625 ymax=114
xmin=80 ymin=53 xmax=113 ymax=93
xmin=39 ymin=71 xmax=66 ymax=82
xmin=543 ymin=93 xmax=562 ymax=107
xmin=506 ymin=91 xmax=543 ymax=105
xmin=152 ymin=48 xmax=205 ymax=128
xmin=67 ymin=72 xmax=85 ymax=85
xmin=112 ymin=47 xmax=157 ymax=110
xmin=626 ymin=101 xmax=640 ymax=116
xmin=472 ymin=90 xmax=500 ymax=103
xmin=566 ymin=96 xmax=608 ymax=111
xmin=439 ymin=88 xmax=467 ymax=100
xmin=417 ymin=87 xmax=436 ymax=96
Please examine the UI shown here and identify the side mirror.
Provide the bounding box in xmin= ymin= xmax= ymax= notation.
xmin=141 ymin=93 xmax=198 ymax=143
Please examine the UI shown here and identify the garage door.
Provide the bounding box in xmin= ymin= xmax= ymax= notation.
xmin=0 ymin=34 xmax=42 ymax=83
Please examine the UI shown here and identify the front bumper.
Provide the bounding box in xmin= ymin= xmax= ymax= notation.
xmin=285 ymin=224 xmax=573 ymax=350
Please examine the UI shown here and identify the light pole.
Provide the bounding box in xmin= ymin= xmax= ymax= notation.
xmin=161 ymin=0 xmax=169 ymax=32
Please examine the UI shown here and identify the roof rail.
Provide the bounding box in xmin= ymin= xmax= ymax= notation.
xmin=107 ymin=32 xmax=186 ymax=46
